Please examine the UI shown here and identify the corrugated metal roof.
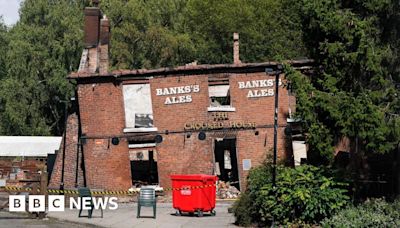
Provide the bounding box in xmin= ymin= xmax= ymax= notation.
xmin=0 ymin=136 xmax=62 ymax=157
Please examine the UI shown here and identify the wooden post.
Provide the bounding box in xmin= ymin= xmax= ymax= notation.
xmin=39 ymin=168 xmax=48 ymax=219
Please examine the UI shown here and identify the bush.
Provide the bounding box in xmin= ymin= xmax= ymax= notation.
xmin=232 ymin=192 xmax=253 ymax=227
xmin=232 ymin=163 xmax=270 ymax=226
xmin=233 ymin=164 xmax=349 ymax=226
xmin=321 ymin=198 xmax=400 ymax=227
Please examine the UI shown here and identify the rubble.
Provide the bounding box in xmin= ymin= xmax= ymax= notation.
xmin=217 ymin=181 xmax=240 ymax=199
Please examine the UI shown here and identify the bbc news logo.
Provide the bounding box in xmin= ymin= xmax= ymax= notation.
xmin=9 ymin=195 xmax=118 ymax=212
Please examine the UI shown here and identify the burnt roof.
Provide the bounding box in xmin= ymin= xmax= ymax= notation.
xmin=68 ymin=59 xmax=313 ymax=80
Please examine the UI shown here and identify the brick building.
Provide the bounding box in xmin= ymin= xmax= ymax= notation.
xmin=0 ymin=136 xmax=61 ymax=187
xmin=49 ymin=4 xmax=312 ymax=191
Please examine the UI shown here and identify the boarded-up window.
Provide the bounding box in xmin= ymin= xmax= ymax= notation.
xmin=123 ymin=84 xmax=154 ymax=128
xmin=209 ymin=85 xmax=230 ymax=106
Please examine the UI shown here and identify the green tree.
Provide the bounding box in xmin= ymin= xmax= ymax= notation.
xmin=286 ymin=0 xmax=400 ymax=163
xmin=0 ymin=18 xmax=8 ymax=134
xmin=0 ymin=17 xmax=7 ymax=80
xmin=101 ymin=0 xmax=306 ymax=69
xmin=0 ymin=0 xmax=85 ymax=135
xmin=101 ymin=0 xmax=195 ymax=69
xmin=233 ymin=164 xmax=349 ymax=226
xmin=184 ymin=0 xmax=306 ymax=64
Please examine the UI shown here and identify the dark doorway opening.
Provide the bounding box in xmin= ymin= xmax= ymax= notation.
xmin=47 ymin=152 xmax=57 ymax=181
xmin=130 ymin=150 xmax=159 ymax=186
xmin=214 ymin=138 xmax=240 ymax=190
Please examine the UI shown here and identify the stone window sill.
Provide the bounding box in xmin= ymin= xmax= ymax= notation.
xmin=123 ymin=127 xmax=158 ymax=133
xmin=128 ymin=143 xmax=156 ymax=148
xmin=207 ymin=106 xmax=236 ymax=112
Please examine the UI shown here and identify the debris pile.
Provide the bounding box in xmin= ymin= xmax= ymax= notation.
xmin=217 ymin=181 xmax=240 ymax=199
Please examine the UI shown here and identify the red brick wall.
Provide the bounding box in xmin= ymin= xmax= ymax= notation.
xmin=229 ymin=73 xmax=290 ymax=125
xmin=236 ymin=128 xmax=289 ymax=188
xmin=150 ymin=72 xmax=291 ymax=189
xmin=156 ymin=134 xmax=214 ymax=188
xmin=77 ymin=82 xmax=132 ymax=190
xmin=48 ymin=113 xmax=84 ymax=189
xmin=0 ymin=158 xmax=44 ymax=178
xmin=150 ymin=75 xmax=209 ymax=131
xmin=71 ymin=71 xmax=293 ymax=191
xmin=151 ymin=75 xmax=213 ymax=188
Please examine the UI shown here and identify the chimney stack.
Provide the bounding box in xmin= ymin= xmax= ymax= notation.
xmin=84 ymin=7 xmax=101 ymax=48
xmin=99 ymin=15 xmax=110 ymax=74
xmin=91 ymin=0 xmax=99 ymax=7
xmin=80 ymin=1 xmax=110 ymax=74
xmin=233 ymin=32 xmax=241 ymax=64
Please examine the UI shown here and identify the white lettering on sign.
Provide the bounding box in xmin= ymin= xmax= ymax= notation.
xmin=247 ymin=89 xmax=274 ymax=98
xmin=238 ymin=79 xmax=282 ymax=98
xmin=164 ymin=95 xmax=193 ymax=105
xmin=156 ymin=85 xmax=199 ymax=96
xmin=238 ymin=79 xmax=274 ymax=89
xmin=156 ymin=84 xmax=199 ymax=105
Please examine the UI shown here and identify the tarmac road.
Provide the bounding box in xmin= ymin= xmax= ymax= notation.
xmin=0 ymin=211 xmax=100 ymax=228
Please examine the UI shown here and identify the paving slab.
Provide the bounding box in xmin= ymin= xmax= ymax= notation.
xmin=47 ymin=202 xmax=238 ymax=228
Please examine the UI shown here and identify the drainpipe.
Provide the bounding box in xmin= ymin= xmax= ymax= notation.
xmin=74 ymin=89 xmax=81 ymax=188
xmin=59 ymin=99 xmax=68 ymax=193
xmin=69 ymin=79 xmax=87 ymax=188
xmin=272 ymin=69 xmax=279 ymax=187
xmin=265 ymin=64 xmax=283 ymax=187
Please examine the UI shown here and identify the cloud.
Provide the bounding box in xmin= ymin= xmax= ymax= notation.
xmin=0 ymin=0 xmax=23 ymax=26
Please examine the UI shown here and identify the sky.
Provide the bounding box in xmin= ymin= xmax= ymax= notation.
xmin=0 ymin=0 xmax=22 ymax=26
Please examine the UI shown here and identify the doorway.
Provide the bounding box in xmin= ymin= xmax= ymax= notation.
xmin=214 ymin=138 xmax=240 ymax=190
xmin=130 ymin=149 xmax=159 ymax=186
